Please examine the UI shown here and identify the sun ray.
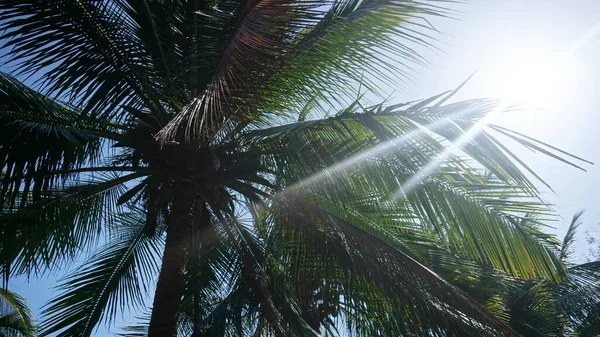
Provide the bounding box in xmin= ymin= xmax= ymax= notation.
xmin=277 ymin=101 xmax=495 ymax=198
xmin=388 ymin=103 xmax=508 ymax=203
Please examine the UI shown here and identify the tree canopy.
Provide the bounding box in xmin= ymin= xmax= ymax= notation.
xmin=0 ymin=0 xmax=597 ymax=336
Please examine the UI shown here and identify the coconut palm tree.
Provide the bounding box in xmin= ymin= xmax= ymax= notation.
xmin=0 ymin=0 xmax=591 ymax=336
xmin=452 ymin=212 xmax=600 ymax=337
xmin=0 ymin=288 xmax=35 ymax=337
xmin=508 ymin=212 xmax=600 ymax=337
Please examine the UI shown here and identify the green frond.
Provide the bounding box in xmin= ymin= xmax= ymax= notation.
xmin=38 ymin=210 xmax=164 ymax=337
xmin=244 ymin=95 xmax=588 ymax=196
xmin=508 ymin=281 xmax=566 ymax=336
xmin=575 ymin=303 xmax=600 ymax=337
xmin=243 ymin=96 xmax=583 ymax=280
xmin=0 ymin=173 xmax=144 ymax=280
xmin=0 ymin=72 xmax=116 ymax=209
xmin=258 ymin=197 xmax=519 ymax=336
xmin=407 ymin=178 xmax=565 ymax=280
xmin=560 ymin=210 xmax=585 ymax=261
xmin=558 ymin=261 xmax=600 ymax=330
xmin=119 ymin=0 xmax=245 ymax=108
xmin=157 ymin=0 xmax=452 ymax=141
xmin=251 ymin=0 xmax=453 ymax=122
xmin=0 ymin=1 xmax=169 ymax=122
xmin=487 ymin=250 xmax=600 ymax=336
xmin=0 ymin=289 xmax=35 ymax=337
xmin=210 ymin=209 xmax=316 ymax=337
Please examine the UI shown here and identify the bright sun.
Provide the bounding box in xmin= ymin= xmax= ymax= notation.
xmin=483 ymin=48 xmax=582 ymax=109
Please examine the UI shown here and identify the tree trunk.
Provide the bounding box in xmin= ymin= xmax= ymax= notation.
xmin=191 ymin=204 xmax=210 ymax=337
xmin=148 ymin=187 xmax=196 ymax=337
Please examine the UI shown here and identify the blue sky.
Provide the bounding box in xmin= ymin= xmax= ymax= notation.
xmin=4 ymin=0 xmax=600 ymax=336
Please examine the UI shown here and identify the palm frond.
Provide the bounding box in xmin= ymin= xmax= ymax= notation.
xmin=0 ymin=172 xmax=144 ymax=281
xmin=575 ymin=303 xmax=600 ymax=337
xmin=242 ymin=95 xmax=585 ymax=280
xmin=508 ymin=281 xmax=565 ymax=336
xmin=0 ymin=289 xmax=35 ymax=337
xmin=180 ymin=219 xmax=251 ymax=337
xmin=259 ymin=196 xmax=519 ymax=336
xmin=157 ymin=0 xmax=452 ymax=142
xmin=38 ymin=210 xmax=164 ymax=337
xmin=0 ymin=0 xmax=172 ymax=122
xmin=0 ymin=72 xmax=116 ymax=208
xmin=244 ymin=96 xmax=588 ymax=196
xmin=208 ymin=206 xmax=317 ymax=337
xmin=560 ymin=210 xmax=585 ymax=261
xmin=491 ymin=242 xmax=600 ymax=336
xmin=558 ymin=261 xmax=600 ymax=330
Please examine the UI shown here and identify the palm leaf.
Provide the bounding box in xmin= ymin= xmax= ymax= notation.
xmin=244 ymin=95 xmax=588 ymax=195
xmin=0 ymin=0 xmax=169 ymax=122
xmin=157 ymin=0 xmax=451 ymax=141
xmin=0 ymin=72 xmax=117 ymax=209
xmin=38 ymin=210 xmax=164 ymax=337
xmin=207 ymin=206 xmax=317 ymax=337
xmin=0 ymin=173 xmax=144 ymax=281
xmin=242 ymin=96 xmax=584 ymax=280
xmin=259 ymin=196 xmax=519 ymax=336
xmin=0 ymin=289 xmax=35 ymax=337
xmin=559 ymin=210 xmax=585 ymax=261
xmin=559 ymin=261 xmax=600 ymax=331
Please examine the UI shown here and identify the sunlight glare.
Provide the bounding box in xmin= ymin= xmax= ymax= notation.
xmin=388 ymin=103 xmax=507 ymax=204
xmin=485 ymin=48 xmax=582 ymax=109
xmin=277 ymin=102 xmax=503 ymax=204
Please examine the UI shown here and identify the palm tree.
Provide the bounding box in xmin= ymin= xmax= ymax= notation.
xmin=510 ymin=212 xmax=600 ymax=337
xmin=0 ymin=288 xmax=35 ymax=337
xmin=0 ymin=0 xmax=591 ymax=336
xmin=453 ymin=212 xmax=600 ymax=337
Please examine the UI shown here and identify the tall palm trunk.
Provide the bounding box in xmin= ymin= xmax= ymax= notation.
xmin=148 ymin=187 xmax=196 ymax=337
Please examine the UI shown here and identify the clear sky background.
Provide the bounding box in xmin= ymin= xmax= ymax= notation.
xmin=4 ymin=0 xmax=600 ymax=336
